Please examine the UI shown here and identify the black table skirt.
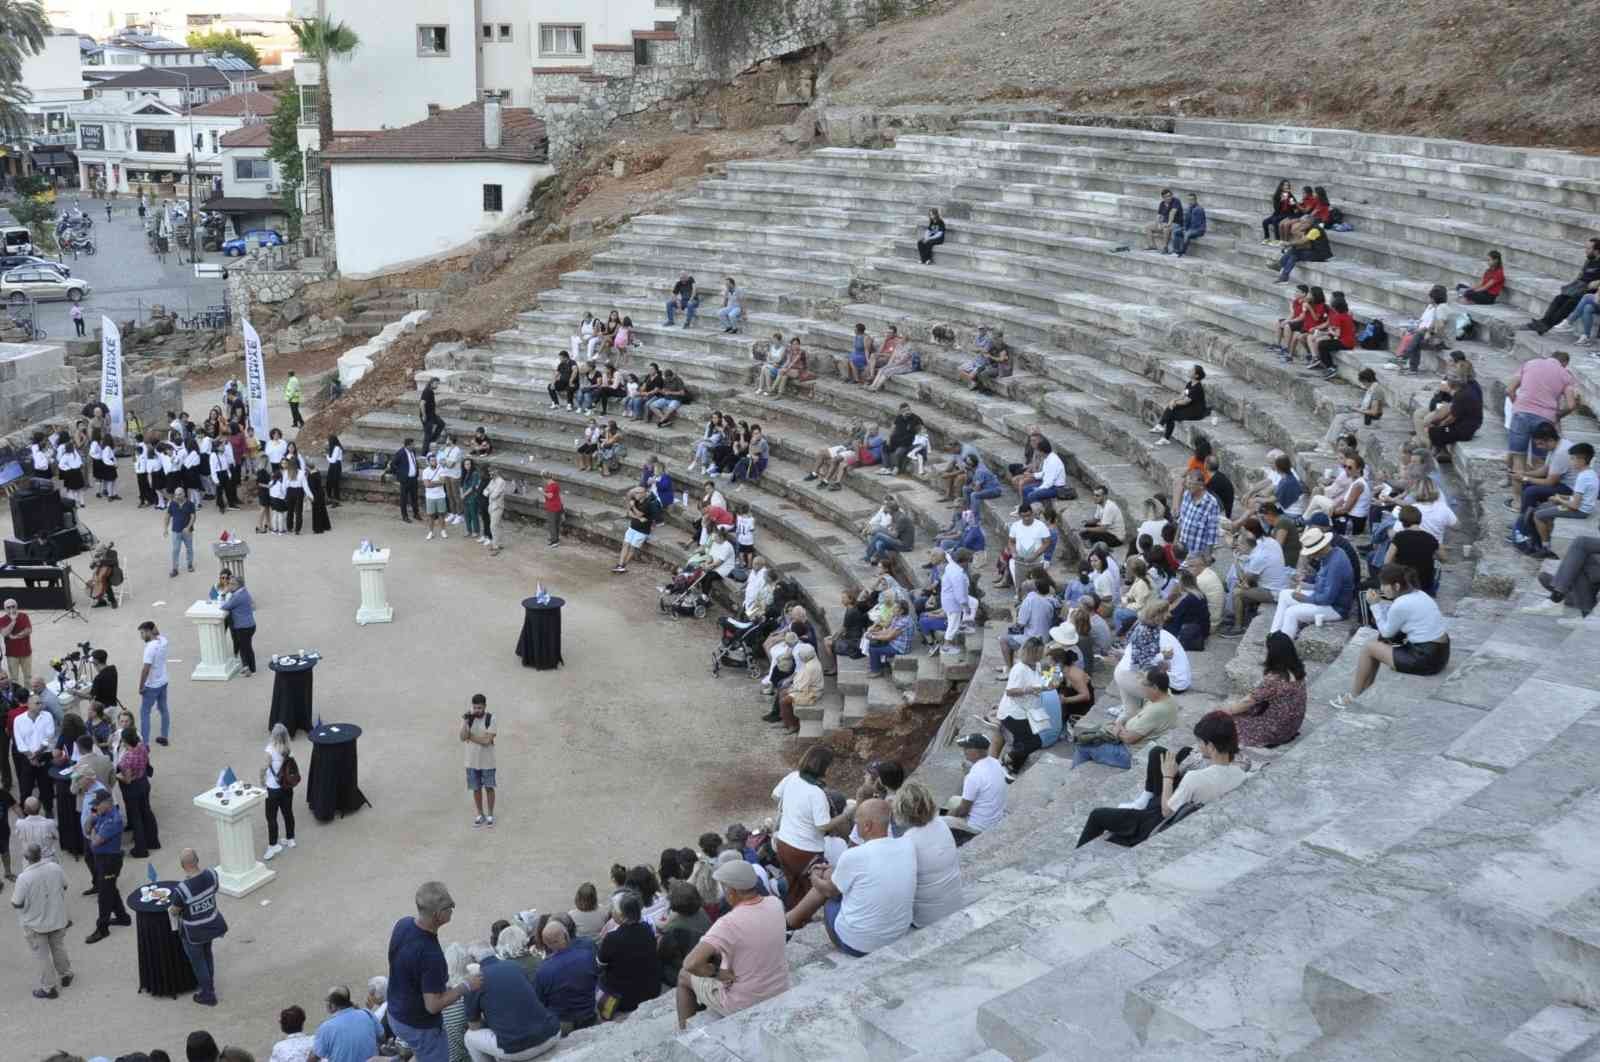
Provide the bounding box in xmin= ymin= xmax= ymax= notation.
xmin=268 ymin=664 xmax=316 ymax=738
xmin=515 ymin=597 xmax=566 ymax=670
xmin=128 ymin=882 xmax=198 ymax=998
xmin=52 ymin=770 xmax=83 ymax=856
xmin=306 ymin=724 xmax=371 ymax=823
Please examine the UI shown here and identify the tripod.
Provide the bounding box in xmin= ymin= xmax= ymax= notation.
xmin=52 ymin=561 xmax=88 ymax=624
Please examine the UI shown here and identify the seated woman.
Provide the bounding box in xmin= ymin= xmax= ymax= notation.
xmin=596 ymin=891 xmax=663 ymax=1020
xmin=863 ymin=600 xmax=912 ymax=676
xmin=834 ymin=589 xmax=872 ymax=658
xmin=689 ymin=411 xmax=727 ymax=476
xmin=1152 ymin=365 xmax=1207 ymax=445
xmin=1307 ymin=291 xmax=1357 ymax=380
xmin=469 ymin=426 xmax=493 ymax=457
xmin=1283 ymin=286 xmax=1329 ymax=362
xmin=1042 ymin=641 xmax=1095 ymax=727
xmin=772 ymin=338 xmax=815 ymax=397
xmin=992 ymin=637 xmax=1049 ymax=774
xmin=1328 ymin=453 xmax=1372 ymax=535
xmin=1075 ymin=710 xmax=1246 ymax=847
xmin=866 ymin=339 xmax=916 ymax=392
xmin=575 ymin=417 xmax=603 ymax=472
xmin=1163 ymin=568 xmax=1211 ymax=651
xmin=597 ymin=420 xmax=626 ymax=477
xmin=1331 ymin=563 xmax=1450 ymax=709
xmin=773 ymin=642 xmax=823 ymax=733
xmin=917 ymin=208 xmax=946 ymax=264
xmin=1218 ymin=631 xmax=1307 ymax=748
xmin=1111 ymin=600 xmax=1171 ymax=717
xmin=1111 ymin=556 xmax=1156 ymax=634
xmin=960 ymin=332 xmax=1010 ymax=392
xmin=1394 ymin=285 xmax=1451 ymax=374
xmin=1455 ymin=250 xmax=1505 ymax=305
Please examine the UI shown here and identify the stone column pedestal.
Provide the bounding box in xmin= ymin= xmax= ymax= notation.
xmin=212 ymin=540 xmax=250 ymax=583
xmin=353 ymin=548 xmax=394 ymax=625
xmin=191 ymin=783 xmax=275 ymax=897
xmin=186 ymin=600 xmax=241 ymax=681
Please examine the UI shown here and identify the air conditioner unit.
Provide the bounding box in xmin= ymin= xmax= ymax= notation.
xmin=264 ymin=181 xmax=278 ymax=192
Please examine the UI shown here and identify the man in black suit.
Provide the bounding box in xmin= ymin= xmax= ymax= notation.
xmin=388 ymin=438 xmax=420 ymax=522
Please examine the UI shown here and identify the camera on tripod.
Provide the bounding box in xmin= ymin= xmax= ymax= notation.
xmin=50 ymin=640 xmax=95 ymax=689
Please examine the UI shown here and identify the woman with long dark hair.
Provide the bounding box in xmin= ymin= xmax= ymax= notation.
xmin=325 ymin=434 xmax=344 ymax=503
xmin=1153 ymin=364 xmax=1208 ymax=444
xmin=282 ymin=458 xmax=307 ymax=535
xmin=917 ymin=208 xmax=946 ymax=264
xmin=1261 ymin=179 xmax=1297 ymax=242
xmin=1219 ymin=631 xmax=1306 ymax=747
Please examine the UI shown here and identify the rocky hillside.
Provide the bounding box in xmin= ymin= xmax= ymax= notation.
xmin=819 ymin=0 xmax=1600 ymax=149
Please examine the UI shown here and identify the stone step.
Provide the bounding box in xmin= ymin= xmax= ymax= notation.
xmin=580 ymin=257 xmax=852 ymax=301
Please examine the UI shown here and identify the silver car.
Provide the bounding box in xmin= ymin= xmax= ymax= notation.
xmin=0 ymin=266 xmax=89 ymax=303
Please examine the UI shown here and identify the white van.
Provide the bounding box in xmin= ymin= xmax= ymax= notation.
xmin=1 ymin=227 xmax=33 ymax=255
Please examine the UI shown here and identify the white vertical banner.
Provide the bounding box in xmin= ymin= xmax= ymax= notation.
xmin=99 ymin=315 xmax=125 ymax=439
xmin=242 ymin=317 xmax=270 ymax=439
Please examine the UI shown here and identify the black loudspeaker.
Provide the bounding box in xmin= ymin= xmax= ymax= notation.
xmin=8 ymin=489 xmax=64 ymax=540
xmin=4 ymin=537 xmax=53 ymax=564
xmin=48 ymin=526 xmax=86 ymax=561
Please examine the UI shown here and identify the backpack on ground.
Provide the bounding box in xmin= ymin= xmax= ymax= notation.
xmin=1452 ymin=312 xmax=1477 ymax=341
xmin=1356 ymin=319 xmax=1388 ymax=350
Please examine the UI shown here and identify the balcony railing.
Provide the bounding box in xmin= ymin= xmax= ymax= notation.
xmin=32 ymin=131 xmax=76 ymax=146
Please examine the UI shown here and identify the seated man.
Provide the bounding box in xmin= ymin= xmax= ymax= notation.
xmin=1524 ymin=534 xmax=1600 ymax=620
xmin=783 ymin=799 xmax=915 ymax=956
xmin=1080 ymin=485 xmax=1125 ymax=549
xmin=1167 ymin=193 xmax=1206 ymax=257
xmin=962 ymin=456 xmax=1004 ymax=515
xmin=941 ymin=733 xmax=1007 ymax=843
xmin=674 ymin=859 xmax=789 ymax=1030
xmin=1143 ymin=189 xmax=1183 ymax=251
xmin=1268 ymin=526 xmax=1354 ymax=638
xmin=935 ymin=440 xmax=981 ymax=502
xmin=863 ymin=497 xmax=916 ymax=564
xmin=533 ymin=922 xmax=599 ymax=1036
xmin=1072 ymin=667 xmax=1178 ymax=770
xmin=664 ymin=272 xmax=698 ymax=328
xmin=1514 ymin=443 xmax=1597 ymax=559
xmin=1000 ymin=577 xmax=1057 ymax=668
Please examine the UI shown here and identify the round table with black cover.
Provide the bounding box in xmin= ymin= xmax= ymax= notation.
xmin=306 ymin=723 xmax=372 ymax=823
xmin=127 ymin=881 xmax=199 ymax=998
xmin=515 ymin=596 xmax=566 ymax=670
xmin=49 ymin=764 xmax=83 ymax=856
xmin=268 ymin=655 xmax=318 ymax=738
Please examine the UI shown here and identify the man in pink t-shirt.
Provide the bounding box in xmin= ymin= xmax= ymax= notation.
xmin=675 ymin=859 xmax=791 ymax=1028
xmin=1507 ymin=352 xmax=1580 ymax=478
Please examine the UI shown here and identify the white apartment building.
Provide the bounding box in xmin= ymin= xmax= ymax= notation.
xmin=71 ymin=88 xmax=272 ymax=197
xmin=6 ymin=30 xmax=88 ymax=182
xmin=47 ymin=1 xmax=290 ymax=40
xmin=290 ymin=0 xmax=679 ymax=135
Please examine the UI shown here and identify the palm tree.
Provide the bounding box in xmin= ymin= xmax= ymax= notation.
xmin=290 ymin=16 xmax=360 ymax=148
xmin=0 ymin=0 xmax=51 ymax=139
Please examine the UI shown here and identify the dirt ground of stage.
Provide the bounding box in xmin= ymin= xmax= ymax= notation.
xmin=2 ymin=493 xmax=793 ymax=1060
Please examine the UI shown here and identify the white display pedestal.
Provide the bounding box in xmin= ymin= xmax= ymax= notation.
xmin=186 ymin=600 xmax=241 ymax=681
xmin=191 ymin=784 xmax=275 ymax=897
xmin=212 ymin=540 xmax=250 ymax=583
xmin=353 ymin=548 xmax=394 ymax=625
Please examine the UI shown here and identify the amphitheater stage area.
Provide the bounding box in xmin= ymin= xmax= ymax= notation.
xmin=0 ymin=497 xmax=784 ymax=1059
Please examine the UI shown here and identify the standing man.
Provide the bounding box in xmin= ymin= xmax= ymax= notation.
xmin=170 ymin=847 xmax=227 ymax=1006
xmin=214 ymin=572 xmax=257 ymax=676
xmin=937 ymin=547 xmax=972 ymax=655
xmin=137 ymin=621 xmax=171 ymax=747
xmin=14 ymin=696 xmax=56 ymax=815
xmin=285 ymin=370 xmax=305 ymax=429
xmin=484 ymin=469 xmax=508 ymax=555
xmin=461 ymin=695 xmax=497 ymax=828
xmin=1006 ymin=505 xmax=1050 ymax=596
xmin=614 ymin=486 xmax=654 ymax=573
xmin=388 ymin=881 xmax=481 ymax=1062
xmin=70 ymin=303 xmax=85 ymax=337
xmin=419 ymin=379 xmax=446 ymax=449
xmin=11 ymin=842 xmax=72 ymax=999
xmin=1176 ymin=473 xmax=1221 ymax=558
xmin=13 ymin=795 xmax=60 ymax=866
xmin=88 ymin=649 xmax=117 ymax=707
xmin=164 ymin=485 xmax=198 ymax=576
xmin=83 ymin=789 xmax=129 ymax=943
xmin=388 ymin=438 xmax=420 ymax=524
xmin=1 ymin=599 xmax=33 ymax=683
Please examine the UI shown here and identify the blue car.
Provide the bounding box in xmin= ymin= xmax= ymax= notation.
xmin=221 ymin=229 xmax=283 ymax=257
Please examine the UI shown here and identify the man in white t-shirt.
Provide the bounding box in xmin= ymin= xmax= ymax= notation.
xmin=943 ymin=733 xmax=1007 ymax=845
xmin=1021 ymin=440 xmax=1068 ymax=507
xmin=437 ymin=434 xmax=465 ymax=525
xmin=1007 ymin=506 xmax=1052 ymax=598
xmin=137 ymin=621 xmax=171 ymax=746
xmin=784 ymin=799 xmax=914 ymax=957
xmin=1081 ymin=485 xmax=1125 ymax=549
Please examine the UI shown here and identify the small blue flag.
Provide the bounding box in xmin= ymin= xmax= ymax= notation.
xmin=219 ymin=766 xmax=237 ymax=787
xmin=147 ymin=862 xmax=158 ymax=883
xmin=314 ymin=713 xmax=322 ymax=730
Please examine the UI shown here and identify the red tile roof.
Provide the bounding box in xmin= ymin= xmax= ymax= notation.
xmin=322 ymin=102 xmax=548 ymax=165
xmin=191 ymin=91 xmax=278 ymax=117
xmin=220 ymin=123 xmax=273 ymax=148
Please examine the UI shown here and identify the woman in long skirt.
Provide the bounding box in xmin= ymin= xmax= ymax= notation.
xmin=57 ymin=438 xmax=86 ymax=506
xmin=282 ymin=460 xmax=307 ymax=535
xmin=308 ymin=466 xmax=332 ymax=533
xmin=325 ymin=434 xmax=344 ymax=504
xmin=97 ymin=432 xmax=120 ymax=500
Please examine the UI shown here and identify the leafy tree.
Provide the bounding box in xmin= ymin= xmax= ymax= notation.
xmin=186 ymin=30 xmax=261 ymax=69
xmin=266 ymin=88 xmax=304 ymax=239
xmin=0 ymin=0 xmax=51 ymax=136
xmin=290 ymin=17 xmax=359 ymax=148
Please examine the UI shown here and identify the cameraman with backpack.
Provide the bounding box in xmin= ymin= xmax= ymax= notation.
xmin=261 ymin=723 xmax=299 ymax=861
xmin=461 ymin=694 xmax=498 ymax=828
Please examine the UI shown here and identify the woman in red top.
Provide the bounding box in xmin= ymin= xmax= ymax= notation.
xmin=543 ymin=477 xmax=564 ymax=547
xmin=1273 ymin=284 xmax=1311 ymax=353
xmin=1311 ymin=292 xmax=1358 ymax=378
xmin=1280 ymin=185 xmax=1329 ymax=241
xmin=1285 ymin=286 xmax=1329 ymax=362
xmin=1262 ymin=180 xmax=1298 ymax=243
xmin=1456 ymin=250 xmax=1505 ymax=305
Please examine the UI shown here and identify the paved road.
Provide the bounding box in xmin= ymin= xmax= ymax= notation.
xmin=28 ymin=196 xmax=229 ymax=340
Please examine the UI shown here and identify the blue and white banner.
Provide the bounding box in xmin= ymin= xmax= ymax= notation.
xmin=99 ymin=315 xmax=125 ymax=439
xmin=242 ymin=317 xmax=269 ymax=439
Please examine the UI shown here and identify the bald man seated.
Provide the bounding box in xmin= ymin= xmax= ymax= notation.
xmin=783 ymin=798 xmax=917 ymax=956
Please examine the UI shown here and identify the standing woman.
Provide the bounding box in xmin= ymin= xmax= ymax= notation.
xmin=325 ymin=434 xmax=344 ymax=504
xmin=115 ymin=728 xmax=161 ymax=858
xmin=282 ymin=459 xmax=307 ymax=535
xmin=88 ymin=430 xmax=106 ymax=498
xmin=267 ymin=465 xmax=288 ymax=535
xmin=264 ymin=427 xmax=288 ymax=469
xmin=208 ymin=436 xmax=231 ymax=514
xmin=254 ymin=466 xmax=272 ymax=534
xmin=437 ymin=433 xmax=464 ymax=525
xmin=181 ymin=438 xmax=204 ymax=498
xmin=134 ymin=437 xmax=155 ymax=507
xmin=98 ymin=431 xmax=121 ymax=500
xmin=29 ymin=431 xmax=54 ymax=480
xmin=459 ymin=458 xmax=484 ymax=540
xmin=917 ymin=208 xmax=947 ymax=264
xmin=770 ymin=744 xmax=836 ymax=911
xmin=260 ymin=723 xmax=296 ymax=861
xmin=154 ymin=441 xmax=176 ymax=510
xmin=307 ymin=464 xmax=333 ymax=533
xmin=57 ymin=436 xmax=86 ymax=506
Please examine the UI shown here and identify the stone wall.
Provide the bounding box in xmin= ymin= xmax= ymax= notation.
xmin=544 ymin=0 xmax=934 ymax=164
xmin=0 ymin=338 xmax=183 ymax=445
xmin=224 ymin=245 xmax=336 ymax=354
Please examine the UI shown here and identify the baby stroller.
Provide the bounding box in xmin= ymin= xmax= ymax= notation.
xmin=659 ymin=564 xmax=715 ymax=619
xmin=711 ymin=576 xmax=801 ymax=676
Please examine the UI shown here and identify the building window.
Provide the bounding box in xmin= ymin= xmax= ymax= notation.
xmin=135 ymin=128 xmax=176 ymax=153
xmin=498 ymin=23 xmax=513 ymax=41
xmin=417 ymin=25 xmax=449 ymax=56
xmin=209 ymin=130 xmax=219 ymax=153
xmin=234 ymin=158 xmax=271 ymax=181
xmin=483 ymin=183 xmax=503 ymax=212
xmin=538 ymin=24 xmax=583 ymax=57
xmin=481 ymin=23 xmax=493 ymax=41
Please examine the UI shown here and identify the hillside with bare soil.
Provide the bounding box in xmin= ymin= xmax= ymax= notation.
xmin=820 ymin=0 xmax=1600 ymax=149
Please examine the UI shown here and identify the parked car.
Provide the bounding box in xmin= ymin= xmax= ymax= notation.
xmin=0 ymin=267 xmax=89 ymax=303
xmin=0 ymin=255 xmax=68 ymax=277
xmin=221 ymin=229 xmax=283 ymax=257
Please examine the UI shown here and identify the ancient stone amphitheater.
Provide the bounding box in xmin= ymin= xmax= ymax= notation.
xmin=343 ymin=119 xmax=1600 ymax=1060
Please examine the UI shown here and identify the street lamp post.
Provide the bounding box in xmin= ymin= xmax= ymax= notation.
xmin=176 ymin=70 xmax=199 ymax=264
